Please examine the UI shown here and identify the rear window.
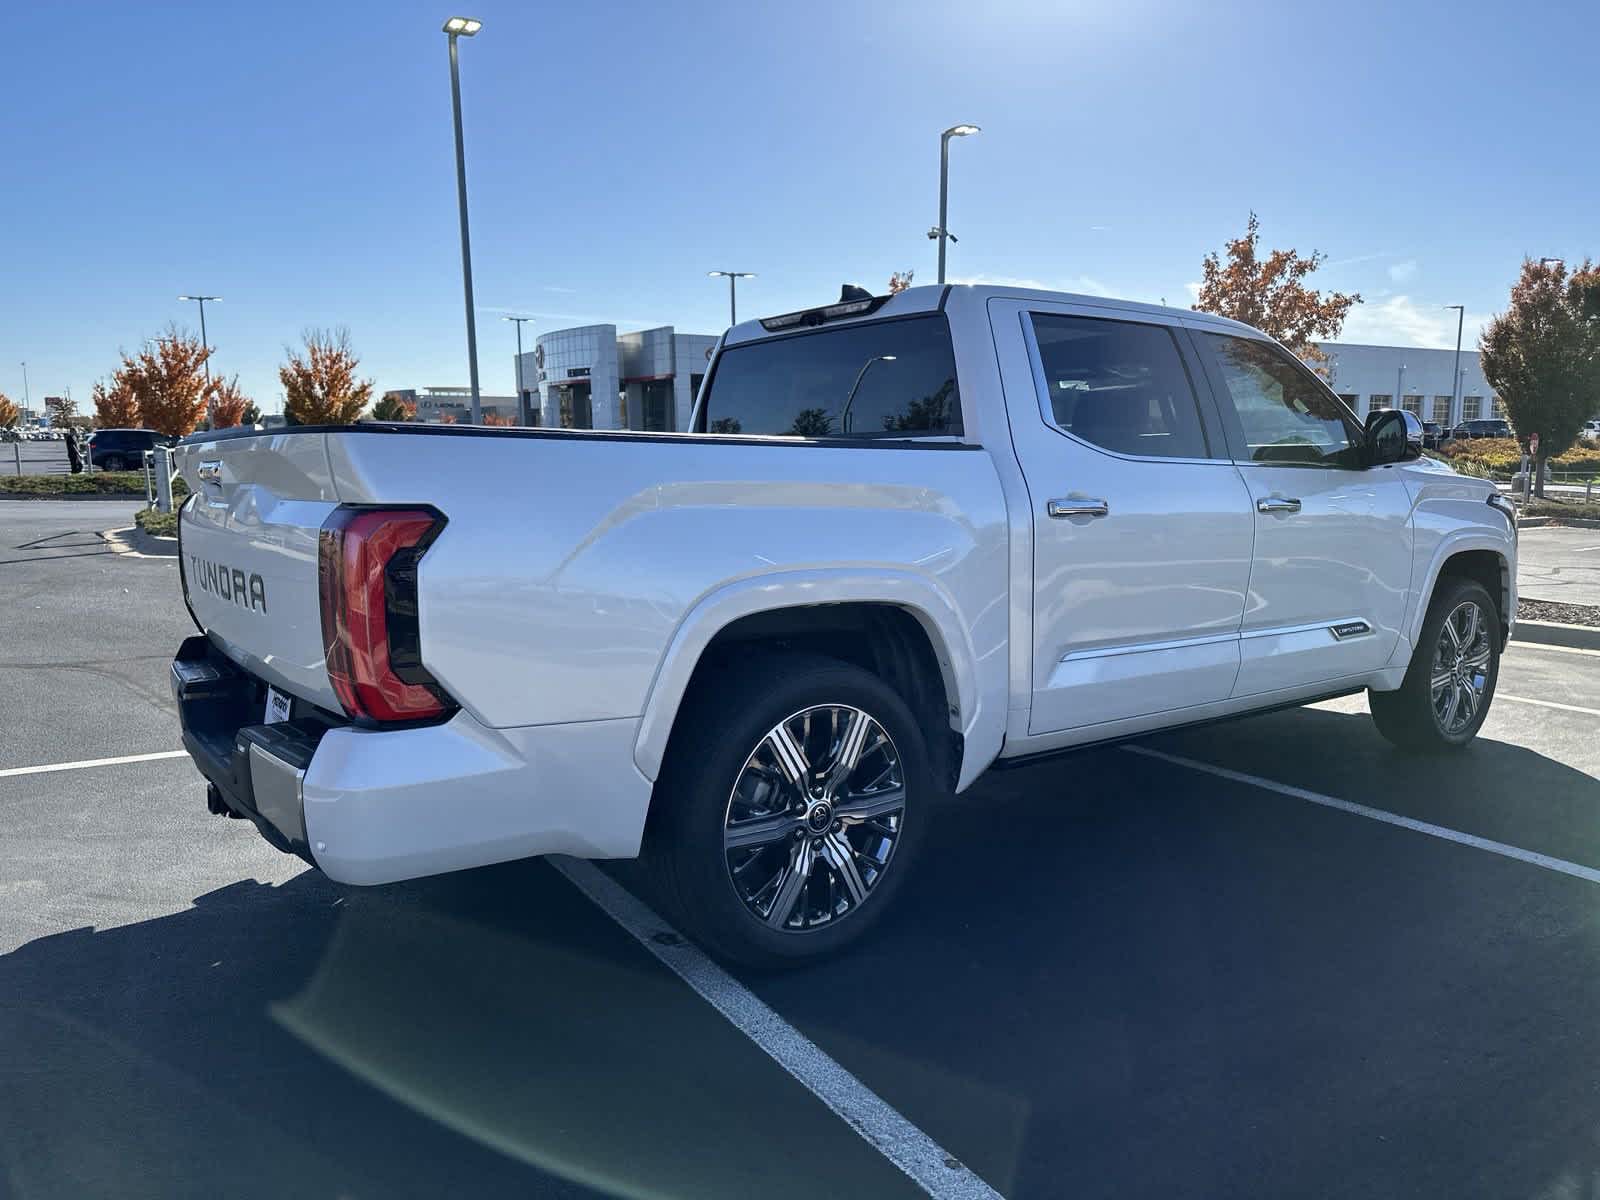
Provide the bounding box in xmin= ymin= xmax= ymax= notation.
xmin=700 ymin=315 xmax=962 ymax=439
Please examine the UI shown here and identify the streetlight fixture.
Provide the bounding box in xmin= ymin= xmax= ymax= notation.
xmin=19 ymin=362 xmax=29 ymax=418
xmin=1444 ymin=305 xmax=1465 ymax=427
xmin=177 ymin=295 xmax=221 ymax=379
xmin=707 ymin=271 xmax=756 ymax=326
xmin=444 ymin=16 xmax=484 ymax=423
xmin=840 ymin=355 xmax=896 ymax=433
xmin=503 ymin=315 xmax=535 ymax=425
xmin=930 ymin=124 xmax=980 ymax=285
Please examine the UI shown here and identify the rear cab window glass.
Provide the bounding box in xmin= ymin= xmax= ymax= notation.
xmin=1202 ymin=333 xmax=1365 ymax=468
xmin=700 ymin=315 xmax=961 ymax=439
xmin=1028 ymin=313 xmax=1209 ymax=459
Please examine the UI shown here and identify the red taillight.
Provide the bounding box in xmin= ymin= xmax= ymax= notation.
xmin=318 ymin=507 xmax=454 ymax=723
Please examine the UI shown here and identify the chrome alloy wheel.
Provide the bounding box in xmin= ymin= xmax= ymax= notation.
xmin=1431 ymin=600 xmax=1493 ymax=735
xmin=722 ymin=704 xmax=906 ymax=932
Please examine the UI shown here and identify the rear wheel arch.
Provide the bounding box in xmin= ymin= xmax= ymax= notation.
xmin=636 ymin=586 xmax=973 ymax=794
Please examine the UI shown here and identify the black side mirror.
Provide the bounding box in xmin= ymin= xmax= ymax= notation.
xmin=1366 ymin=408 xmax=1423 ymax=465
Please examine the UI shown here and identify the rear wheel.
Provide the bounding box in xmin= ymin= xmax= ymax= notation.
xmin=1370 ymin=578 xmax=1499 ymax=752
xmin=647 ymin=652 xmax=931 ymax=967
xmin=103 ymin=455 xmax=125 ymax=471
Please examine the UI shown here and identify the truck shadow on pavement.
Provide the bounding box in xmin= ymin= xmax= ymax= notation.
xmin=3 ymin=706 xmax=1598 ymax=1200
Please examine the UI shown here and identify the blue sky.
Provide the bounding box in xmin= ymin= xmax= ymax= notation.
xmin=4 ymin=0 xmax=1595 ymax=414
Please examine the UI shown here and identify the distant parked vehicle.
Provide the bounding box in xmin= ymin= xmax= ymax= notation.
xmin=1449 ymin=419 xmax=1512 ymax=441
xmin=1422 ymin=421 xmax=1445 ymax=449
xmin=1581 ymin=419 xmax=1600 ymax=442
xmin=89 ymin=428 xmax=174 ymax=471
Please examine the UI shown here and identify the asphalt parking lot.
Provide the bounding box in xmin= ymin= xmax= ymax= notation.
xmin=4 ymin=439 xmax=84 ymax=476
xmin=4 ymin=500 xmax=1599 ymax=1200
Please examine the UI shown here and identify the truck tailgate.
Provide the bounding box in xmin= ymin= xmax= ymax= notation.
xmin=177 ymin=431 xmax=344 ymax=713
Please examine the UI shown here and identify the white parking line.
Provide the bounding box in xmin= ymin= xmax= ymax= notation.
xmin=551 ymin=857 xmax=1004 ymax=1200
xmin=1498 ymin=693 xmax=1600 ymax=717
xmin=0 ymin=749 xmax=189 ymax=780
xmin=1510 ymin=639 xmax=1600 ymax=659
xmin=1124 ymin=745 xmax=1600 ymax=886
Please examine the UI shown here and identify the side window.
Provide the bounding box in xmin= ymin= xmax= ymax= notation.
xmin=1202 ymin=333 xmax=1365 ymax=467
xmin=1028 ymin=313 xmax=1209 ymax=459
xmin=699 ymin=315 xmax=961 ymax=438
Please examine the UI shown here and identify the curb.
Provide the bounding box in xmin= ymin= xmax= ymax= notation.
xmin=1519 ymin=516 xmax=1600 ymax=530
xmin=1513 ymin=618 xmax=1600 ymax=651
xmin=0 ymin=492 xmax=149 ymax=501
xmin=102 ymin=525 xmax=178 ymax=560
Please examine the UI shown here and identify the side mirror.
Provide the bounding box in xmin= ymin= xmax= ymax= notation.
xmin=1367 ymin=408 xmax=1423 ymax=465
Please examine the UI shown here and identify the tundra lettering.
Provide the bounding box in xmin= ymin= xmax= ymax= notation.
xmin=188 ymin=555 xmax=267 ymax=613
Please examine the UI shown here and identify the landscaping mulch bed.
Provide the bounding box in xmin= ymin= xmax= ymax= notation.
xmin=1520 ymin=598 xmax=1600 ymax=628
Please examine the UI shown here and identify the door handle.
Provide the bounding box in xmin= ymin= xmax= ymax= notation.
xmin=1256 ymin=496 xmax=1302 ymax=514
xmin=1047 ymin=497 xmax=1110 ymax=519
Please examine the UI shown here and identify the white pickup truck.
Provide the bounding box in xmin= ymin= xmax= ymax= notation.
xmin=170 ymin=284 xmax=1517 ymax=964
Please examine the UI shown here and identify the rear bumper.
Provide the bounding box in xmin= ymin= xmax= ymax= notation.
xmin=172 ymin=636 xmax=654 ymax=886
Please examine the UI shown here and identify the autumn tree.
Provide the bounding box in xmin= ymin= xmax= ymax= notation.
xmin=371 ymin=391 xmax=416 ymax=422
xmin=92 ymin=377 xmax=140 ymax=428
xmin=209 ymin=375 xmax=254 ymax=428
xmin=116 ymin=328 xmax=213 ymax=437
xmin=281 ymin=328 xmax=372 ymax=425
xmin=1479 ymin=257 xmax=1600 ymax=498
xmin=0 ymin=393 xmax=19 ymax=428
xmin=481 ymin=411 xmax=514 ymax=426
xmin=888 ymin=269 xmax=915 ymax=294
xmin=1194 ymin=213 xmax=1361 ymax=365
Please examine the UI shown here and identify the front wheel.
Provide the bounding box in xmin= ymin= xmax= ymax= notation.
xmin=647 ymin=653 xmax=932 ymax=968
xmin=1370 ymin=578 xmax=1500 ymax=752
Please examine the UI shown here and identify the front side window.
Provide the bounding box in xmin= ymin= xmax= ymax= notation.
xmin=1203 ymin=333 xmax=1364 ymax=467
xmin=1028 ymin=313 xmax=1208 ymax=458
xmin=700 ymin=315 xmax=961 ymax=438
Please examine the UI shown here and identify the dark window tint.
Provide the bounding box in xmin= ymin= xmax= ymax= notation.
xmin=1203 ymin=333 xmax=1363 ymax=467
xmin=1029 ymin=314 xmax=1208 ymax=458
xmin=701 ymin=315 xmax=961 ymax=438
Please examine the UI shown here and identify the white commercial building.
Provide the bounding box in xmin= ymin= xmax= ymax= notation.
xmin=519 ymin=325 xmax=718 ymax=432
xmin=1316 ymin=342 xmax=1503 ymax=427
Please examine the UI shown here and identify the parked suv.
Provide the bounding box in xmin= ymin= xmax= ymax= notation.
xmin=90 ymin=428 xmax=173 ymax=470
xmin=168 ymin=284 xmax=1518 ymax=965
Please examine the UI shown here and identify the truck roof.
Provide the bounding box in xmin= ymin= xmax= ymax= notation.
xmin=722 ymin=283 xmax=1267 ymax=347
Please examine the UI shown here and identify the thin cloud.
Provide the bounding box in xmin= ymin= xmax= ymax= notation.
xmin=1338 ymin=295 xmax=1489 ymax=349
xmin=1323 ymin=250 xmax=1400 ymax=269
xmin=1388 ymin=259 xmax=1419 ymax=283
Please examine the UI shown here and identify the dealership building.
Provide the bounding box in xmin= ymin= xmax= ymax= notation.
xmin=518 ymin=325 xmax=718 ymax=432
xmin=1317 ymin=342 xmax=1503 ymax=426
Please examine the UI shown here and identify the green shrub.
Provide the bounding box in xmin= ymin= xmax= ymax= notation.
xmin=134 ymin=507 xmax=179 ymax=537
xmin=0 ymin=472 xmax=188 ymax=498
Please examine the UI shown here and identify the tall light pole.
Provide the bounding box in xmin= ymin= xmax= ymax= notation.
xmin=707 ymin=271 xmax=755 ymax=326
xmin=444 ymin=16 xmax=484 ymax=424
xmin=503 ymin=315 xmax=534 ymax=425
xmin=840 ymin=355 xmax=896 ymax=433
xmin=931 ymin=124 xmax=980 ymax=285
xmin=178 ymin=295 xmax=221 ymax=380
xmin=20 ymin=362 xmax=29 ymax=418
xmin=1444 ymin=304 xmax=1465 ymax=428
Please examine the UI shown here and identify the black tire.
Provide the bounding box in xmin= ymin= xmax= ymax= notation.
xmin=646 ymin=652 xmax=932 ymax=968
xmin=103 ymin=455 xmax=124 ymax=471
xmin=1370 ymin=577 xmax=1500 ymax=752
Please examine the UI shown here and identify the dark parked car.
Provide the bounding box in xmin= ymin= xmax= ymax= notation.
xmin=1422 ymin=421 xmax=1444 ymax=449
xmin=89 ymin=428 xmax=174 ymax=470
xmin=1447 ymin=418 xmax=1512 ymax=441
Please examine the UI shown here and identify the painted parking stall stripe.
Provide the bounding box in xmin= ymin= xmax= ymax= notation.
xmin=0 ymin=750 xmax=189 ymax=780
xmin=1497 ymin=693 xmax=1600 ymax=718
xmin=1125 ymin=744 xmax=1600 ymax=886
xmin=552 ymin=857 xmax=1005 ymax=1200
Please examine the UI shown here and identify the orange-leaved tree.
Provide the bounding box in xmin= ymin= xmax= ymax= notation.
xmin=210 ymin=375 xmax=254 ymax=429
xmin=371 ymin=391 xmax=416 ymax=422
xmin=118 ymin=328 xmax=213 ymax=437
xmin=887 ymin=269 xmax=915 ymax=294
xmin=481 ymin=411 xmax=514 ymax=426
xmin=1479 ymin=257 xmax=1600 ymax=498
xmin=281 ymin=329 xmax=372 ymax=425
xmin=1194 ymin=213 xmax=1361 ymax=366
xmin=92 ymin=377 xmax=140 ymax=427
xmin=0 ymin=393 xmax=19 ymax=428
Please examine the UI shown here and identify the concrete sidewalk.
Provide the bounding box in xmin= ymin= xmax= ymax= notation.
xmin=1518 ymin=525 xmax=1600 ymax=607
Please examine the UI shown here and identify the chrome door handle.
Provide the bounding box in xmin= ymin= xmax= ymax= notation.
xmin=1047 ymin=497 xmax=1110 ymax=519
xmin=1257 ymin=496 xmax=1302 ymax=514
